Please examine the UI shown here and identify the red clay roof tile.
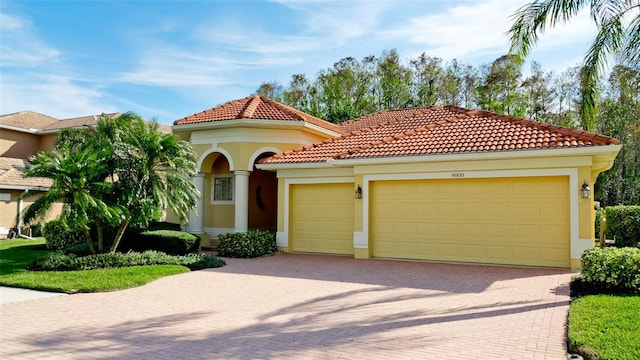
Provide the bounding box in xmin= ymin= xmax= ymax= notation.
xmin=173 ymin=95 xmax=346 ymax=135
xmin=261 ymin=105 xmax=619 ymax=164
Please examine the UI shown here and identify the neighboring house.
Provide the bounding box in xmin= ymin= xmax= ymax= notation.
xmin=0 ymin=110 xmax=152 ymax=238
xmin=175 ymin=95 xmax=621 ymax=270
xmin=0 ymin=157 xmax=52 ymax=238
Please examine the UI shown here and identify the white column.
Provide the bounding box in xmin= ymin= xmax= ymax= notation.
xmin=188 ymin=172 xmax=206 ymax=234
xmin=234 ymin=170 xmax=250 ymax=232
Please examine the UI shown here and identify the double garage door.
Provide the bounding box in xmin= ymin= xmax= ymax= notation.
xmin=290 ymin=177 xmax=570 ymax=268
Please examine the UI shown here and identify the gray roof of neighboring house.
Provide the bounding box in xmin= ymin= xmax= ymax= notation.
xmin=0 ymin=111 xmax=172 ymax=134
xmin=0 ymin=157 xmax=51 ymax=190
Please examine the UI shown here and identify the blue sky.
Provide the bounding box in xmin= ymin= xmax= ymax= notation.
xmin=1 ymin=0 xmax=596 ymax=125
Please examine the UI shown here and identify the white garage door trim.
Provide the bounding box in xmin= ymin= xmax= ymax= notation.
xmin=358 ymin=169 xmax=580 ymax=261
xmin=277 ymin=177 xmax=355 ymax=248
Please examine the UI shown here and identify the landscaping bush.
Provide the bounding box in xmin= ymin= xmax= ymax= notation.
xmin=119 ymin=230 xmax=200 ymax=255
xmin=581 ymin=247 xmax=640 ymax=291
xmin=43 ymin=220 xmax=85 ymax=250
xmin=217 ymin=230 xmax=276 ymax=258
xmin=147 ymin=221 xmax=181 ymax=231
xmin=603 ymin=205 xmax=640 ymax=248
xmin=29 ymin=250 xmax=225 ymax=271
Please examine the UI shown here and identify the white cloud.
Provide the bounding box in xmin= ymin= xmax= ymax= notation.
xmin=0 ymin=72 xmax=116 ymax=118
xmin=192 ymin=0 xmax=391 ymax=67
xmin=377 ymin=0 xmax=596 ymax=62
xmin=0 ymin=12 xmax=61 ymax=67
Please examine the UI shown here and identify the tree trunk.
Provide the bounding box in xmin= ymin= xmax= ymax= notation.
xmin=83 ymin=227 xmax=96 ymax=255
xmin=109 ymin=220 xmax=130 ymax=254
xmin=96 ymin=220 xmax=104 ymax=252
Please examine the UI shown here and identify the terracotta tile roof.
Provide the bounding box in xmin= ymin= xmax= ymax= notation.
xmin=339 ymin=108 xmax=433 ymax=132
xmin=0 ymin=111 xmax=59 ymax=130
xmin=173 ymin=95 xmax=347 ymax=135
xmin=0 ymin=157 xmax=51 ymax=189
xmin=261 ymin=106 xmax=619 ymax=164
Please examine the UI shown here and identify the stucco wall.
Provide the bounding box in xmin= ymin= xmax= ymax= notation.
xmin=1 ymin=129 xmax=40 ymax=158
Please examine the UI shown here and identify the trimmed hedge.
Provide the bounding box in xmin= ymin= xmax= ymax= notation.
xmin=43 ymin=220 xmax=85 ymax=250
xmin=217 ymin=230 xmax=276 ymax=258
xmin=147 ymin=221 xmax=181 ymax=231
xmin=119 ymin=230 xmax=200 ymax=255
xmin=581 ymin=247 xmax=640 ymax=290
xmin=604 ymin=205 xmax=640 ymax=248
xmin=29 ymin=250 xmax=225 ymax=271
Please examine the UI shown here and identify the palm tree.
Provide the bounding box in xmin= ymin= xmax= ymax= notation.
xmin=509 ymin=0 xmax=640 ymax=131
xmin=23 ymin=112 xmax=199 ymax=254
xmin=104 ymin=113 xmax=199 ymax=253
xmin=22 ymin=145 xmax=120 ymax=254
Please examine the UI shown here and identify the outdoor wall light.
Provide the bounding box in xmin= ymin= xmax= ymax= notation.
xmin=355 ymin=185 xmax=362 ymax=199
xmin=581 ymin=181 xmax=591 ymax=199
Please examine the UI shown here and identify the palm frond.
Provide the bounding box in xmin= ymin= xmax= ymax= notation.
xmin=509 ymin=0 xmax=589 ymax=57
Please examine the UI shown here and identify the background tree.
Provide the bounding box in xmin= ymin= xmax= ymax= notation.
xmin=595 ymin=65 xmax=640 ymax=205
xmin=476 ymin=54 xmax=525 ymax=116
xmin=410 ymin=53 xmax=444 ymax=106
xmin=375 ymin=49 xmax=413 ymax=110
xmin=256 ymin=81 xmax=285 ymax=102
xmin=509 ymin=0 xmax=640 ymax=131
xmin=521 ymin=61 xmax=557 ymax=121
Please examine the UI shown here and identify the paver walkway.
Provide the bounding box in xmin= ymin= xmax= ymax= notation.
xmin=0 ymin=253 xmax=570 ymax=359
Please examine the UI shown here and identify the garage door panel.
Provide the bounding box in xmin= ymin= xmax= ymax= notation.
xmin=462 ymin=244 xmax=486 ymax=258
xmin=371 ymin=177 xmax=570 ymax=267
xmin=540 ymin=202 xmax=568 ymax=220
xmin=486 ymin=181 xmax=511 ymax=197
xmin=462 ymin=202 xmax=484 ymax=218
xmin=438 ymin=222 xmax=461 ymax=236
xmin=438 ymin=202 xmax=461 ymax=216
xmin=291 ymin=183 xmax=354 ymax=255
xmin=439 ymin=243 xmax=461 ymax=257
xmin=486 ymin=201 xmax=511 ymax=217
xmin=512 ymin=202 xmax=540 ymax=218
xmin=462 ymin=223 xmax=484 ymax=236
xmin=541 ymin=248 xmax=568 ymax=266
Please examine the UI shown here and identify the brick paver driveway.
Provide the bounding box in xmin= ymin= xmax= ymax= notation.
xmin=1 ymin=253 xmax=570 ymax=360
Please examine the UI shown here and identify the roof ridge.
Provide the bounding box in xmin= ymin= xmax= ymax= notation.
xmin=339 ymin=106 xmax=436 ymax=129
xmin=239 ymin=95 xmax=262 ymax=119
xmin=467 ymin=109 xmax=620 ymax=145
xmin=333 ymin=107 xmax=446 ymax=159
xmin=258 ymin=95 xmax=306 ymax=121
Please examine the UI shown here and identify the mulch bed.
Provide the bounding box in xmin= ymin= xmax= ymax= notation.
xmin=571 ymin=278 xmax=639 ymax=298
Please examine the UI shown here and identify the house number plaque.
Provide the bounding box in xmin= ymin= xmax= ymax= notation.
xmin=451 ymin=172 xmax=465 ymax=178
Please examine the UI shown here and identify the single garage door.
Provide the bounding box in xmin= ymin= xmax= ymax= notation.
xmin=371 ymin=176 xmax=570 ymax=267
xmin=290 ymin=183 xmax=354 ymax=254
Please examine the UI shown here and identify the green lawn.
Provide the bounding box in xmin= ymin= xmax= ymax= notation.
xmin=0 ymin=238 xmax=189 ymax=293
xmin=568 ymin=294 xmax=640 ymax=360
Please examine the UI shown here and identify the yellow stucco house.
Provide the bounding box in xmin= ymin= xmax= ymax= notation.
xmin=174 ymin=95 xmax=620 ymax=270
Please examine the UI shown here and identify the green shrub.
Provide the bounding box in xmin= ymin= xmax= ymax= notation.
xmin=581 ymin=247 xmax=640 ymax=290
xmin=29 ymin=250 xmax=225 ymax=271
xmin=147 ymin=221 xmax=182 ymax=231
xmin=43 ymin=220 xmax=85 ymax=250
xmin=604 ymin=205 xmax=640 ymax=248
xmin=217 ymin=230 xmax=276 ymax=258
xmin=119 ymin=230 xmax=200 ymax=255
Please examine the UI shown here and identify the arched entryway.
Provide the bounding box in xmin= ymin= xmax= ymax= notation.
xmin=248 ymin=152 xmax=277 ymax=232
